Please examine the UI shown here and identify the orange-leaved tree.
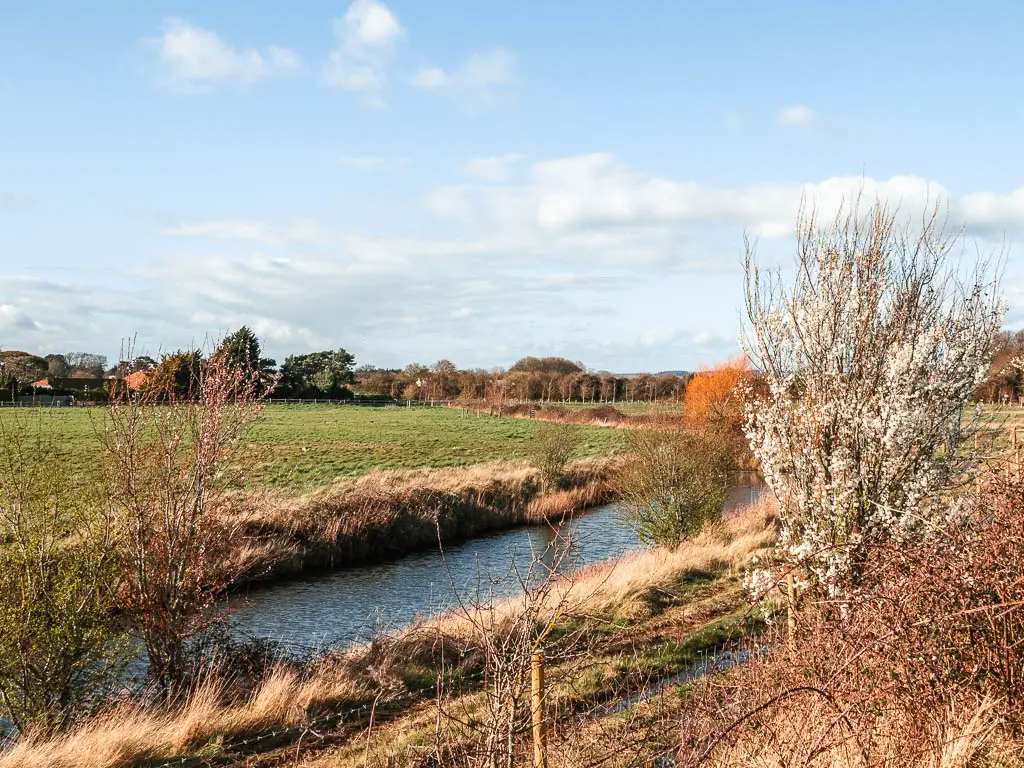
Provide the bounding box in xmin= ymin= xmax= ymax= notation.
xmin=682 ymin=355 xmax=753 ymax=462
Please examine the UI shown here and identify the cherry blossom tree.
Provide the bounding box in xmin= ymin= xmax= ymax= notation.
xmin=743 ymin=200 xmax=1003 ymax=590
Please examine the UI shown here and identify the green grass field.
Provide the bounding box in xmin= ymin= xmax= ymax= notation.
xmin=0 ymin=405 xmax=627 ymax=492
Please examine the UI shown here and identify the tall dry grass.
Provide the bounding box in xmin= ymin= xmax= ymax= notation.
xmin=0 ymin=667 xmax=365 ymax=768
xmin=215 ymin=456 xmax=621 ymax=587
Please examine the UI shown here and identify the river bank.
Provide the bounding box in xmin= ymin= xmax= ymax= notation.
xmin=0 ymin=497 xmax=778 ymax=768
xmin=214 ymin=456 xmax=624 ymax=591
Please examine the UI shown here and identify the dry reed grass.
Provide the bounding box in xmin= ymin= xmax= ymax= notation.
xmin=0 ymin=668 xmax=366 ymax=768
xmin=215 ymin=456 xmax=621 ymax=586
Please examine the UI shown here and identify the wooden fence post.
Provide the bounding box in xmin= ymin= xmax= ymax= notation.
xmin=531 ymin=651 xmax=547 ymax=768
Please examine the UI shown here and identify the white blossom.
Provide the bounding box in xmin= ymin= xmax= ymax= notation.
xmin=742 ymin=201 xmax=1003 ymax=591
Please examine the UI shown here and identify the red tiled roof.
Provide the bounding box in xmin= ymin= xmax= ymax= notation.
xmin=124 ymin=370 xmax=150 ymax=389
xmin=32 ymin=378 xmax=51 ymax=388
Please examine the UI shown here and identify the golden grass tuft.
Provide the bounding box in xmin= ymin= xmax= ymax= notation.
xmin=0 ymin=668 xmax=367 ymax=768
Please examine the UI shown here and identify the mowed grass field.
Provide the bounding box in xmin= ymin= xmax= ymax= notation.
xmin=0 ymin=404 xmax=627 ymax=492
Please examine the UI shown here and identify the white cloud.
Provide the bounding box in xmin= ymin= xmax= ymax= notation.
xmin=323 ymin=0 xmax=403 ymax=102
xmin=340 ymin=0 xmax=403 ymax=48
xmin=152 ymin=18 xmax=298 ymax=91
xmin=11 ymin=151 xmax=1024 ymax=372
xmin=463 ymin=153 xmax=526 ymax=183
xmin=411 ymin=67 xmax=447 ymax=89
xmin=411 ymin=49 xmax=515 ymax=110
xmin=427 ymin=154 xmax=963 ymax=240
xmin=160 ymin=219 xmax=331 ymax=247
xmin=0 ymin=304 xmax=40 ymax=332
xmin=776 ymin=104 xmax=816 ymax=127
xmin=268 ymin=45 xmax=300 ymax=71
xmin=961 ymin=188 xmax=1024 ymax=235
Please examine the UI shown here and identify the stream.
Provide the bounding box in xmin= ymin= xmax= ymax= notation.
xmin=227 ymin=474 xmax=765 ymax=652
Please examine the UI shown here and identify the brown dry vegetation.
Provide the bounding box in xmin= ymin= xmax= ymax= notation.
xmin=667 ymin=469 xmax=1024 ymax=768
xmin=468 ymin=401 xmax=669 ymax=429
xmin=0 ymin=499 xmax=778 ymax=768
xmin=214 ymin=456 xmax=623 ymax=588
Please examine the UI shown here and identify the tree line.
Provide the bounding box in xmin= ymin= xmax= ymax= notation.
xmin=1 ymin=328 xmax=691 ymax=403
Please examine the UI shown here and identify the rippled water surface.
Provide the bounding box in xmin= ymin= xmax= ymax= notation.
xmin=228 ymin=474 xmax=764 ymax=651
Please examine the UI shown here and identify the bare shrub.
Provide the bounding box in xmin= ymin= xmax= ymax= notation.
xmin=618 ymin=421 xmax=732 ymax=545
xmin=424 ymin=530 xmax=599 ymax=768
xmin=101 ymin=350 xmax=268 ymax=695
xmin=676 ymin=470 xmax=1024 ymax=767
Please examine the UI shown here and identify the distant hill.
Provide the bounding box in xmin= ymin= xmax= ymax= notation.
xmin=656 ymin=370 xmax=690 ymax=377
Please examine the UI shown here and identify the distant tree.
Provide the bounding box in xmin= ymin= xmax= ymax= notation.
xmin=395 ymin=362 xmax=429 ymax=400
xmin=0 ymin=351 xmax=47 ymax=390
xmin=215 ymin=327 xmax=277 ymax=387
xmin=355 ymin=366 xmax=399 ymax=398
xmin=627 ymin=373 xmax=654 ymax=402
xmin=44 ymin=354 xmax=69 ymax=379
xmin=975 ymin=329 xmax=1024 ymax=402
xmin=429 ymin=359 xmax=459 ymax=400
xmin=276 ymin=348 xmax=355 ymax=398
xmin=64 ymin=352 xmax=107 ymax=378
xmin=508 ymin=356 xmax=584 ymax=375
xmin=148 ymin=350 xmax=204 ymax=399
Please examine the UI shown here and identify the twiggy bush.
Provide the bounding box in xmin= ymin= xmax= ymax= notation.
xmin=678 ymin=470 xmax=1024 ymax=767
xmin=102 ymin=350 xmax=268 ymax=696
xmin=0 ymin=413 xmax=123 ymax=736
xmin=528 ymin=420 xmax=581 ymax=490
xmin=618 ymin=421 xmax=731 ymax=545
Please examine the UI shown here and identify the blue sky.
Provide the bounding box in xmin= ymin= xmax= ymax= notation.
xmin=2 ymin=1 xmax=1024 ymax=371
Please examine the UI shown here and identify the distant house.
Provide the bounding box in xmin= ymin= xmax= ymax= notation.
xmin=124 ymin=370 xmax=151 ymax=390
xmin=32 ymin=378 xmax=52 ymax=389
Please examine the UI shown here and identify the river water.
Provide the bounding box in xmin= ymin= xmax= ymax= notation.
xmin=227 ymin=475 xmax=764 ymax=652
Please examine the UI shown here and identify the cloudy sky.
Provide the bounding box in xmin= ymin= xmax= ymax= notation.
xmin=2 ymin=1 xmax=1024 ymax=372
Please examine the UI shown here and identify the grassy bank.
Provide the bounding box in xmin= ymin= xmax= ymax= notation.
xmin=0 ymin=499 xmax=778 ymax=768
xmin=0 ymin=405 xmax=626 ymax=492
xmin=218 ymin=456 xmax=623 ymax=587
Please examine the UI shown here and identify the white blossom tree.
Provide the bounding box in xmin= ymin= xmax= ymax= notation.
xmin=742 ymin=200 xmax=1004 ymax=590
